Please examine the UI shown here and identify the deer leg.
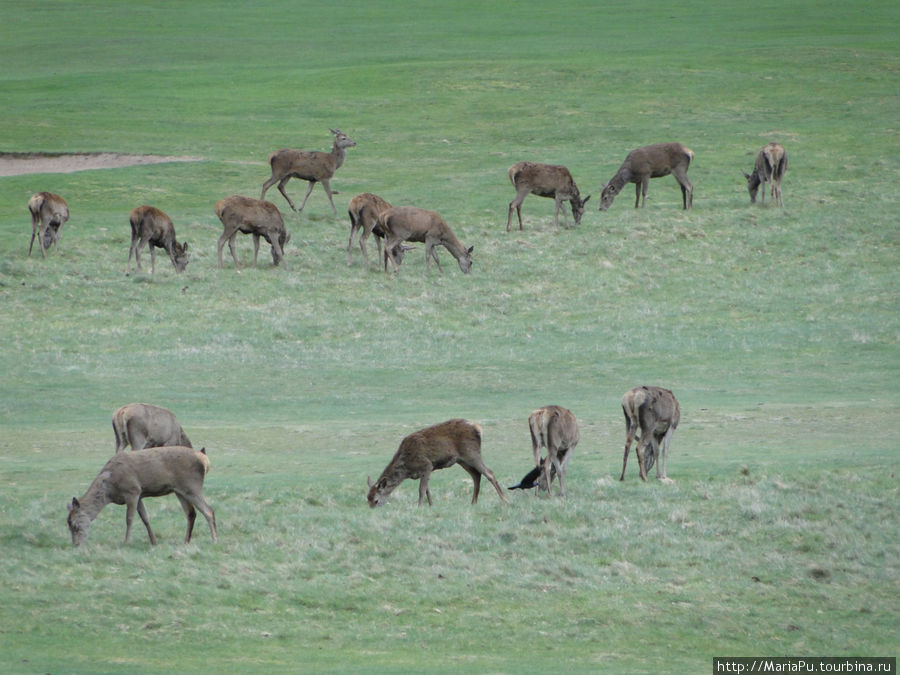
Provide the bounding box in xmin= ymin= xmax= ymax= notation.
xmin=176 ymin=494 xmax=197 ymax=543
xmin=675 ymin=171 xmax=693 ymax=209
xmin=360 ymin=227 xmax=373 ymax=269
xmin=184 ymin=493 xmax=217 ymax=543
xmin=250 ymin=234 xmax=260 ymax=267
xmin=149 ymin=244 xmax=157 ymax=275
xmin=507 ymin=189 xmax=529 ymax=231
xmin=347 ymin=214 xmax=360 ymax=265
xmin=418 ymin=469 xmax=433 ymax=506
xmin=657 ymin=427 xmax=675 ymax=483
xmin=320 ymin=179 xmax=338 ymax=216
xmin=260 ymin=174 xmax=278 ymax=202
xmin=460 ymin=465 xmax=483 ymax=504
xmin=228 ymin=234 xmax=240 ymax=269
xmin=37 ymin=221 xmax=49 ymax=258
xmin=465 ymin=458 xmax=508 ymax=504
xmin=775 ymin=178 xmax=783 ymax=207
xmin=276 ymin=177 xmax=299 ymax=211
xmin=270 ymin=238 xmax=287 ymax=270
xmin=621 ymin=416 xmax=637 ymax=480
xmin=296 ymin=180 xmax=316 ymax=212
xmin=635 ymin=437 xmax=649 ymax=482
xmin=384 ymin=236 xmax=402 ymax=275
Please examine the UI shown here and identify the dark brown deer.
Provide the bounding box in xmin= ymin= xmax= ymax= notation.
xmin=598 ymin=143 xmax=694 ymax=211
xmin=620 ymin=386 xmax=680 ymax=483
xmin=367 ymin=419 xmax=508 ymax=507
xmin=112 ymin=403 xmax=192 ymax=453
xmin=506 ymin=161 xmax=590 ymax=231
xmin=67 ymin=446 xmax=217 ymax=546
xmin=528 ymin=405 xmax=580 ymax=496
xmin=743 ymin=143 xmax=787 ymax=207
xmin=261 ymin=129 xmax=356 ymax=214
xmin=378 ymin=206 xmax=473 ymax=275
xmin=215 ymin=195 xmax=290 ymax=269
xmin=28 ymin=192 xmax=69 ymax=258
xmin=127 ymin=206 xmax=189 ymax=274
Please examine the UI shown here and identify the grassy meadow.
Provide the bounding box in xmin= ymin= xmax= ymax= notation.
xmin=0 ymin=1 xmax=897 ymax=672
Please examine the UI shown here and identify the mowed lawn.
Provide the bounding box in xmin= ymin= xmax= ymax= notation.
xmin=0 ymin=1 xmax=897 ymax=672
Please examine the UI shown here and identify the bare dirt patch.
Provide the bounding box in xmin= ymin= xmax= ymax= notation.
xmin=0 ymin=152 xmax=203 ymax=177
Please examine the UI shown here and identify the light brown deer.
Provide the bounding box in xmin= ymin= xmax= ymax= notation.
xmin=261 ymin=129 xmax=356 ymax=214
xmin=127 ymin=206 xmax=189 ymax=274
xmin=528 ymin=405 xmax=580 ymax=496
xmin=507 ymin=161 xmax=590 ymax=231
xmin=367 ymin=419 xmax=508 ymax=507
xmin=378 ymin=206 xmax=473 ymax=275
xmin=112 ymin=403 xmax=192 ymax=453
xmin=28 ymin=192 xmax=69 ymax=258
xmin=743 ymin=143 xmax=787 ymax=206
xmin=598 ymin=143 xmax=694 ymax=211
xmin=621 ymin=386 xmax=680 ymax=483
xmin=66 ymin=446 xmax=217 ymax=546
xmin=346 ymin=192 xmax=410 ymax=268
xmin=215 ymin=195 xmax=290 ymax=269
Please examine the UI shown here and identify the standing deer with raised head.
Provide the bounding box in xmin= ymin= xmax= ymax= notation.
xmin=66 ymin=446 xmax=217 ymax=546
xmin=126 ymin=206 xmax=189 ymax=274
xmin=112 ymin=403 xmax=192 ymax=453
xmin=28 ymin=192 xmax=69 ymax=258
xmin=620 ymin=386 xmax=680 ymax=483
xmin=367 ymin=419 xmax=508 ymax=507
xmin=261 ymin=129 xmax=356 ymax=215
xmin=378 ymin=206 xmax=473 ymax=275
xmin=743 ymin=143 xmax=787 ymax=207
xmin=506 ymin=161 xmax=590 ymax=231
xmin=598 ymin=143 xmax=694 ymax=211
xmin=215 ymin=195 xmax=290 ymax=270
xmin=528 ymin=405 xmax=580 ymax=496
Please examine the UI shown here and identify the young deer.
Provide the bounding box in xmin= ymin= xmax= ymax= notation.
xmin=215 ymin=195 xmax=290 ymax=269
xmin=28 ymin=192 xmax=69 ymax=258
xmin=67 ymin=446 xmax=217 ymax=546
xmin=528 ymin=405 xmax=580 ymax=496
xmin=598 ymin=143 xmax=694 ymax=211
xmin=346 ymin=192 xmax=409 ymax=268
xmin=621 ymin=386 xmax=680 ymax=483
xmin=378 ymin=206 xmax=473 ymax=275
xmin=127 ymin=206 xmax=189 ymax=274
xmin=506 ymin=161 xmax=590 ymax=231
xmin=367 ymin=419 xmax=508 ymax=507
xmin=112 ymin=403 xmax=192 ymax=453
xmin=261 ymin=129 xmax=356 ymax=214
xmin=743 ymin=143 xmax=787 ymax=206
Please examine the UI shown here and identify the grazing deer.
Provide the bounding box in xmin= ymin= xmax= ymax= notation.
xmin=528 ymin=406 xmax=580 ymax=496
xmin=506 ymin=161 xmax=590 ymax=231
xmin=261 ymin=129 xmax=356 ymax=214
xmin=346 ymin=192 xmax=410 ymax=268
xmin=215 ymin=195 xmax=290 ymax=269
xmin=126 ymin=206 xmax=189 ymax=274
xmin=378 ymin=206 xmax=474 ymax=275
xmin=112 ymin=403 xmax=192 ymax=453
xmin=598 ymin=143 xmax=694 ymax=211
xmin=66 ymin=446 xmax=217 ymax=546
xmin=367 ymin=419 xmax=508 ymax=507
xmin=743 ymin=143 xmax=787 ymax=207
xmin=620 ymin=386 xmax=680 ymax=483
xmin=27 ymin=192 xmax=69 ymax=258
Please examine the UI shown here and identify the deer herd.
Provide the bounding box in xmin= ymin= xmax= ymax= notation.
xmin=26 ymin=131 xmax=787 ymax=274
xmin=43 ymin=129 xmax=777 ymax=542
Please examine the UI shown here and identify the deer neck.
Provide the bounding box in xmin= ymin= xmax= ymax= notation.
xmin=331 ymin=142 xmax=347 ymax=171
xmin=610 ymin=167 xmax=632 ymax=190
xmin=78 ymin=473 xmax=113 ymax=522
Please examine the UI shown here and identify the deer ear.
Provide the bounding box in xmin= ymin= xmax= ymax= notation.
xmin=467 ymin=246 xmax=474 ymax=255
xmin=69 ymin=497 xmax=79 ymax=511
xmin=182 ymin=242 xmax=189 ymax=251
xmin=367 ymin=476 xmax=374 ymax=489
xmin=583 ymin=195 xmax=591 ymax=204
xmin=741 ymin=171 xmax=750 ymax=180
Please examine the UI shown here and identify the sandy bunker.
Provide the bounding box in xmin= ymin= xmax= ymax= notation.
xmin=0 ymin=152 xmax=203 ymax=177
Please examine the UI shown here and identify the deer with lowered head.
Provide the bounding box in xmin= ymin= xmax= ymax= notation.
xmin=215 ymin=195 xmax=290 ymax=270
xmin=620 ymin=386 xmax=680 ymax=483
xmin=367 ymin=419 xmax=508 ymax=507
xmin=743 ymin=142 xmax=787 ymax=207
xmin=261 ymin=129 xmax=356 ymax=215
xmin=528 ymin=405 xmax=580 ymax=496
xmin=112 ymin=403 xmax=192 ymax=453
xmin=506 ymin=161 xmax=590 ymax=231
xmin=598 ymin=143 xmax=694 ymax=211
xmin=126 ymin=206 xmax=189 ymax=275
xmin=346 ymin=192 xmax=410 ymax=269
xmin=66 ymin=446 xmax=217 ymax=546
xmin=378 ymin=206 xmax=473 ymax=275
xmin=28 ymin=192 xmax=69 ymax=258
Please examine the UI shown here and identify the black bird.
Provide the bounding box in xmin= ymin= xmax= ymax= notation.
xmin=508 ymin=459 xmax=556 ymax=491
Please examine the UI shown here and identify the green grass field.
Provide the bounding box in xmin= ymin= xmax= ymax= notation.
xmin=0 ymin=1 xmax=897 ymax=672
